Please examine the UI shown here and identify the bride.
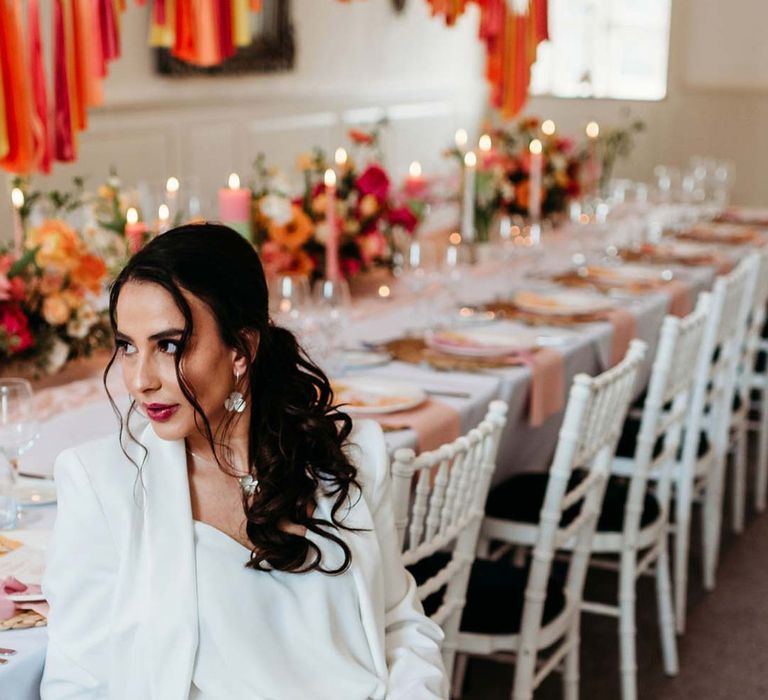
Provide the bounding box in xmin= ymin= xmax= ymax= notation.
xmin=41 ymin=223 xmax=447 ymax=700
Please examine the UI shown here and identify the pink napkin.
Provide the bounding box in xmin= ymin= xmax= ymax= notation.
xmin=373 ymin=398 xmax=462 ymax=453
xmin=0 ymin=576 xmax=48 ymax=621
xmin=518 ymin=347 xmax=565 ymax=427
xmin=664 ymin=279 xmax=694 ymax=318
xmin=607 ymin=307 xmax=637 ymax=367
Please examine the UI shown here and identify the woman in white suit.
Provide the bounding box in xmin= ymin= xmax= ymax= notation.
xmin=41 ymin=224 xmax=447 ymax=700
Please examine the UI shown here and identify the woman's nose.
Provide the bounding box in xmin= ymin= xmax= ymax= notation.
xmin=129 ymin=353 xmax=161 ymax=396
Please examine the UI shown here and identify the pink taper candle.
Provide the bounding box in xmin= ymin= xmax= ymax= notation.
xmin=11 ymin=188 xmax=24 ymax=257
xmin=324 ymin=168 xmax=340 ymax=281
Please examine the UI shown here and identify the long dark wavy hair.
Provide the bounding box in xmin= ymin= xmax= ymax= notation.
xmin=104 ymin=223 xmax=360 ymax=574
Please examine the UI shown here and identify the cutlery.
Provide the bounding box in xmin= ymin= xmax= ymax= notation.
xmin=17 ymin=472 xmax=50 ymax=480
xmin=0 ymin=658 xmax=8 ymax=665
xmin=0 ymin=648 xmax=16 ymax=656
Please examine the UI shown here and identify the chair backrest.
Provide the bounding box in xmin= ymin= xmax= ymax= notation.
xmin=737 ymin=250 xmax=768 ymax=398
xmin=391 ymin=400 xmax=508 ymax=673
xmin=622 ymin=298 xmax=710 ymax=542
xmin=513 ymin=340 xmax=646 ymax=694
xmin=681 ymin=256 xmax=757 ymax=468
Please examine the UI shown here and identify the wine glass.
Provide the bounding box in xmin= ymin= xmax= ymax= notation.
xmin=0 ymin=379 xmax=39 ymax=482
xmin=312 ymin=278 xmax=352 ymax=374
xmin=269 ymin=275 xmax=311 ymax=333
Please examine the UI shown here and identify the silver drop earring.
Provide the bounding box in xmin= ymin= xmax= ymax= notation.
xmin=224 ymin=369 xmax=246 ymax=413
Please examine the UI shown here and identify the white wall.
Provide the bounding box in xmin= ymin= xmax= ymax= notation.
xmin=3 ymin=0 xmax=768 ymax=241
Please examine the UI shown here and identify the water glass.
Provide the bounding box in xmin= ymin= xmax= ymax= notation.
xmin=0 ymin=455 xmax=18 ymax=529
xmin=312 ymin=278 xmax=352 ymax=374
xmin=0 ymin=378 xmax=39 ymax=480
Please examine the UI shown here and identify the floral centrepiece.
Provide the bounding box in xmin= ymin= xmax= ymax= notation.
xmin=0 ymin=219 xmax=112 ymax=374
xmin=251 ymin=130 xmax=424 ymax=280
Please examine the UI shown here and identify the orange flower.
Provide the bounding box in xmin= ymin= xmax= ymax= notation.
xmin=42 ymin=294 xmax=71 ymax=326
xmin=26 ymin=220 xmax=81 ymax=270
xmin=70 ymin=254 xmax=107 ymax=293
xmin=359 ymin=194 xmax=379 ymax=218
xmin=39 ymin=272 xmax=65 ymax=296
xmin=268 ymin=206 xmax=314 ymax=251
xmin=349 ymin=129 xmax=375 ymax=145
xmin=515 ymin=180 xmax=530 ymax=209
xmin=296 ymin=153 xmax=315 ymax=171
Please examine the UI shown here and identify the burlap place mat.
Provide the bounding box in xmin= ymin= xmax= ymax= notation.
xmin=482 ymin=301 xmax=608 ymax=327
xmin=618 ymin=246 xmax=717 ymax=267
xmin=382 ymin=337 xmax=530 ymax=371
xmin=551 ymin=272 xmax=660 ymax=295
xmin=0 ymin=610 xmax=46 ymax=630
xmin=676 ymin=228 xmax=762 ymax=246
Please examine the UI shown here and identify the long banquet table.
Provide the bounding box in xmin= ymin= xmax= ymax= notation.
xmin=0 ymin=225 xmax=733 ymax=698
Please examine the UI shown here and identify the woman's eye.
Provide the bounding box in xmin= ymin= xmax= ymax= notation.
xmin=116 ymin=341 xmax=136 ymax=356
xmin=159 ymin=340 xmax=179 ymax=355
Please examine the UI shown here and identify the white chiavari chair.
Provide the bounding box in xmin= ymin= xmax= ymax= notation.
xmin=391 ymin=400 xmax=509 ymax=681
xmin=665 ymin=257 xmax=756 ymax=633
xmin=730 ymin=249 xmax=768 ymax=531
xmin=452 ymin=340 xmax=647 ymax=700
xmin=593 ymin=302 xmax=708 ymax=700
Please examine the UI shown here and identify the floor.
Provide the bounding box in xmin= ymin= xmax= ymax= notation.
xmin=462 ymin=473 xmax=768 ymax=699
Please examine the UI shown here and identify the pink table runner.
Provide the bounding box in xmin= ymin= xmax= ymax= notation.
xmin=607 ymin=307 xmax=637 ymax=367
xmin=372 ymin=398 xmax=462 ymax=453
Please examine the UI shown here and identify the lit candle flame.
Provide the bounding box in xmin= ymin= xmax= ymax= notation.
xmin=227 ymin=173 xmax=241 ymax=190
xmin=586 ymin=121 xmax=600 ymax=138
xmin=378 ymin=285 xmax=391 ymax=299
xmin=478 ymin=134 xmax=492 ymax=152
xmin=529 ymin=139 xmax=543 ymax=155
xmin=541 ymin=119 xmax=556 ymax=135
xmin=158 ymin=204 xmax=170 ymax=221
xmin=11 ymin=188 xmax=24 ymax=209
xmin=126 ymin=207 xmax=139 ymax=225
xmin=409 ymin=161 xmax=422 ymax=178
xmin=166 ymin=176 xmax=180 ymax=194
xmin=324 ymin=168 xmax=337 ymax=188
xmin=464 ymin=151 xmax=477 ymax=168
xmin=449 ymin=231 xmax=462 ymax=245
xmin=334 ymin=148 xmax=348 ymax=167
xmin=454 ymin=128 xmax=468 ymax=148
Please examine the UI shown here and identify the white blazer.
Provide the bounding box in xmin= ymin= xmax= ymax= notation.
xmin=40 ymin=419 xmax=447 ymax=700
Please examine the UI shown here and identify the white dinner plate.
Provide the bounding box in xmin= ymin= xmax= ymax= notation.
xmin=13 ymin=477 xmax=57 ymax=507
xmin=585 ymin=264 xmax=673 ymax=285
xmin=339 ymin=350 xmax=392 ymax=370
xmin=331 ymin=377 xmax=426 ymax=414
xmin=6 ymin=592 xmax=46 ymax=603
xmin=425 ymin=324 xmax=540 ymax=357
xmin=513 ymin=289 xmax=616 ymax=316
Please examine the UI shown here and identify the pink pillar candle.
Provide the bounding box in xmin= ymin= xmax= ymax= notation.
xmin=324 ymin=168 xmax=340 ymax=281
xmin=218 ymin=173 xmax=253 ymax=241
xmin=124 ymin=208 xmax=147 ymax=255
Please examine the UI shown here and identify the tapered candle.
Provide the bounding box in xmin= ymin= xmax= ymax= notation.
xmin=454 ymin=128 xmax=468 ymax=151
xmin=528 ymin=139 xmax=543 ymax=224
xmin=461 ymin=151 xmax=477 ymax=243
xmin=10 ymin=188 xmax=24 ymax=257
xmin=157 ymin=204 xmax=170 ymax=234
xmin=586 ymin=121 xmax=600 ymax=195
xmin=165 ymin=176 xmax=179 ymax=223
xmin=324 ymin=168 xmax=340 ymax=281
xmin=404 ymin=161 xmax=428 ymax=197
xmin=218 ymin=173 xmax=252 ymax=240
xmin=124 ymin=207 xmax=146 ymax=254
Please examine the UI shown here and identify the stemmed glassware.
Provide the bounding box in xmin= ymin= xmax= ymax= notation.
xmin=312 ymin=277 xmax=352 ymax=375
xmin=0 ymin=379 xmax=40 ymax=528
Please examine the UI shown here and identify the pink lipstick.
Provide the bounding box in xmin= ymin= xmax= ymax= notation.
xmin=143 ymin=403 xmax=180 ymax=422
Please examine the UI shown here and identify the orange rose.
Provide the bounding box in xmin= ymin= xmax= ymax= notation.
xmin=42 ymin=294 xmax=71 ymax=325
xmin=359 ymin=194 xmax=379 ymax=218
xmin=268 ymin=206 xmax=314 ymax=252
xmin=70 ymin=254 xmax=107 ymax=293
xmin=26 ymin=220 xmax=81 ymax=270
xmin=39 ymin=272 xmax=65 ymax=296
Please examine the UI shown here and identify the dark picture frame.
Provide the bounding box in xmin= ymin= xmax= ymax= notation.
xmin=155 ymin=0 xmax=295 ymax=77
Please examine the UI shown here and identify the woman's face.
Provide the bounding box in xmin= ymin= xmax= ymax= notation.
xmin=114 ymin=280 xmax=247 ymax=442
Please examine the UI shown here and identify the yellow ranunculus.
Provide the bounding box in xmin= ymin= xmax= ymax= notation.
xmin=42 ymin=294 xmax=71 ymax=326
xmin=26 ymin=220 xmax=81 ymax=271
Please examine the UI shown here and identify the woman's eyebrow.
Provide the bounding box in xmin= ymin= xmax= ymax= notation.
xmin=114 ymin=328 xmax=184 ymax=342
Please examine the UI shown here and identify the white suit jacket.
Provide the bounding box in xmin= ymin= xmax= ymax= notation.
xmin=40 ymin=419 xmax=447 ymax=700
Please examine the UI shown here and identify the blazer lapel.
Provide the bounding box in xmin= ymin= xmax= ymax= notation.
xmin=140 ymin=427 xmax=199 ymax=700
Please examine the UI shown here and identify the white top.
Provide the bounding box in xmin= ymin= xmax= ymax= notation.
xmin=189 ymin=520 xmax=382 ymax=700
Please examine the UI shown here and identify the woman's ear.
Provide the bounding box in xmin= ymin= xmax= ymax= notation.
xmin=231 ymin=330 xmax=260 ymax=379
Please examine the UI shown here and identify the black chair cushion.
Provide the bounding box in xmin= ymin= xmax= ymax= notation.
xmin=407 ymin=551 xmax=567 ymax=635
xmin=615 ymin=415 xmax=710 ymax=461
xmin=485 ymin=472 xmax=660 ymax=533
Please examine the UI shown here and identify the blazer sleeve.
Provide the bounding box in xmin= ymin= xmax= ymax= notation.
xmin=362 ymin=422 xmax=449 ymax=700
xmin=40 ymin=448 xmax=118 ymax=699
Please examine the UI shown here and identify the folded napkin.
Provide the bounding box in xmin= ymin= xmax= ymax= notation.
xmin=373 ymin=399 xmax=462 ymax=453
xmin=516 ymin=347 xmax=565 ymax=427
xmin=663 ymin=279 xmax=694 ymax=318
xmin=607 ymin=307 xmax=637 ymax=367
xmin=0 ymin=576 xmax=48 ymax=621
xmin=0 ymin=535 xmax=22 ymax=556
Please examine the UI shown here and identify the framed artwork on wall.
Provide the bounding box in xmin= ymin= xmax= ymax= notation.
xmin=156 ymin=0 xmax=295 ymax=76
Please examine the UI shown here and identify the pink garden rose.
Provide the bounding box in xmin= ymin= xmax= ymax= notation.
xmin=356 ymin=164 xmax=390 ymax=202
xmin=358 ymin=229 xmax=388 ymax=267
xmin=388 ymin=206 xmax=419 ymax=233
xmin=0 ymin=303 xmax=34 ymax=353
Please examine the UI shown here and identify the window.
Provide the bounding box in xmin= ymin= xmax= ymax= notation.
xmin=530 ymin=0 xmax=671 ymax=101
